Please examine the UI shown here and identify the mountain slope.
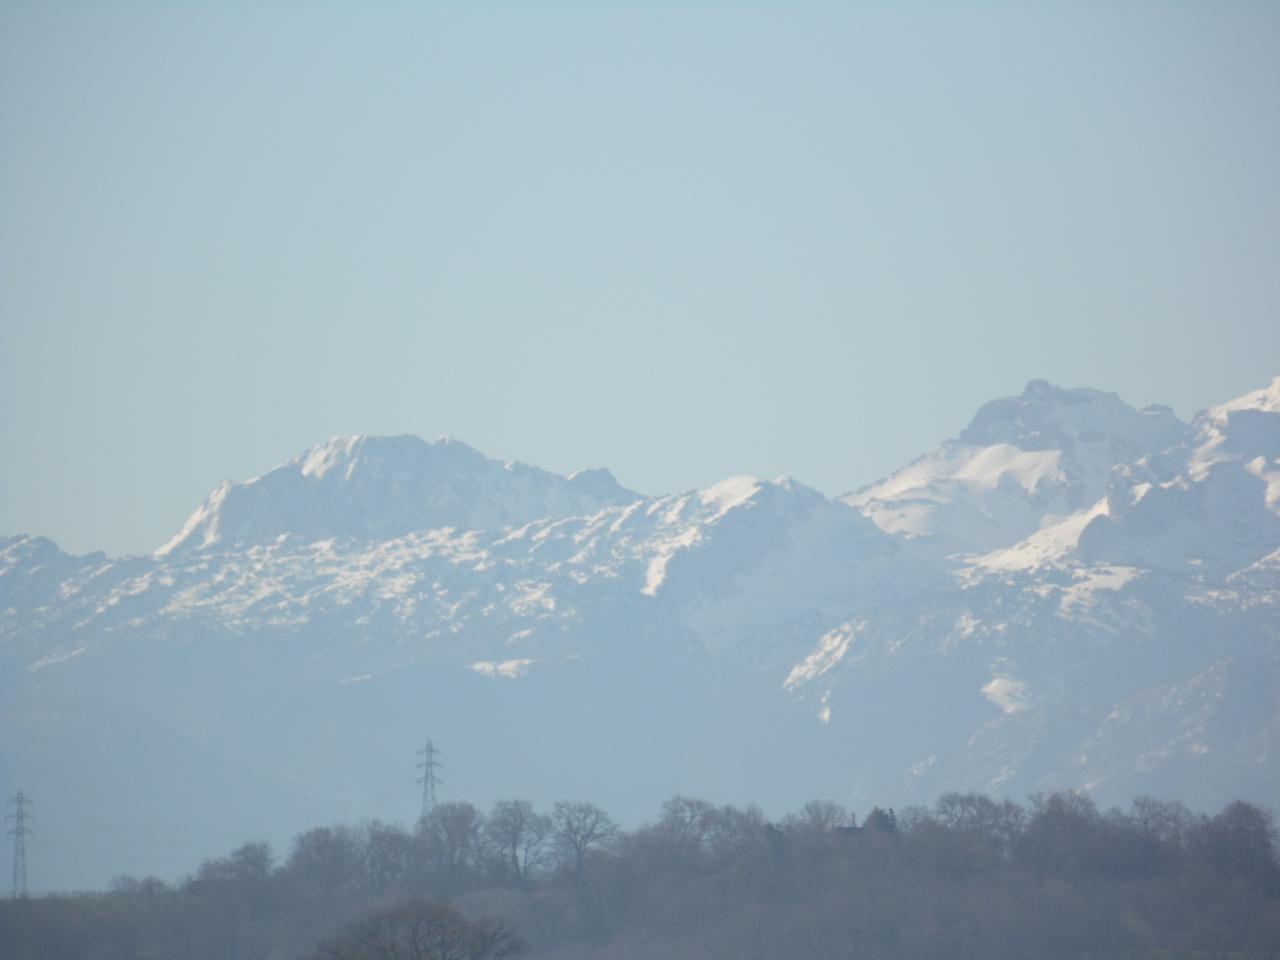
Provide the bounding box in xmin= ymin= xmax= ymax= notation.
xmin=782 ymin=376 xmax=1280 ymax=807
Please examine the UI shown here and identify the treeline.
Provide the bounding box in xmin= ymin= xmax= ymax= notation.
xmin=2 ymin=792 xmax=1279 ymax=959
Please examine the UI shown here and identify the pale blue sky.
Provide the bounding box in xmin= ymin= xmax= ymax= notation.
xmin=2 ymin=1 xmax=1277 ymax=557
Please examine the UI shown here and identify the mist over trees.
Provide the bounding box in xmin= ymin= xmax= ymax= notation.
xmin=2 ymin=791 xmax=1278 ymax=959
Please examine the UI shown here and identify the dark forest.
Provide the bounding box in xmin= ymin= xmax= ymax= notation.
xmin=3 ymin=791 xmax=1278 ymax=959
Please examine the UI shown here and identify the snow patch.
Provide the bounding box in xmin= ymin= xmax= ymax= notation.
xmin=784 ymin=622 xmax=860 ymax=690
xmin=29 ymin=646 xmax=88 ymax=671
xmin=470 ymin=658 xmax=536 ymax=679
xmin=698 ymin=476 xmax=763 ymax=520
xmin=1058 ymin=566 xmax=1141 ymax=614
xmin=982 ymin=676 xmax=1030 ymax=714
xmin=971 ymin=499 xmax=1110 ymax=573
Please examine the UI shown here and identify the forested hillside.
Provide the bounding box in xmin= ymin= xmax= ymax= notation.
xmin=3 ymin=791 xmax=1278 ymax=959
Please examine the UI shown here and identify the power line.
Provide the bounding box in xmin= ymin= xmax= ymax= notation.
xmin=416 ymin=740 xmax=443 ymax=819
xmin=7 ymin=791 xmax=32 ymax=899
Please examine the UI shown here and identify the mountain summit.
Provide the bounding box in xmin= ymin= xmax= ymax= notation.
xmin=843 ymin=380 xmax=1190 ymax=552
xmin=157 ymin=434 xmax=640 ymax=555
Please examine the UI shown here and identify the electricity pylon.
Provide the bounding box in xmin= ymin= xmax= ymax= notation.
xmin=6 ymin=791 xmax=32 ymax=899
xmin=416 ymin=740 xmax=443 ymax=819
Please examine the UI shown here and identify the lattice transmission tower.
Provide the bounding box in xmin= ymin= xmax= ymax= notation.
xmin=416 ymin=740 xmax=443 ymax=819
xmin=7 ymin=791 xmax=32 ymax=899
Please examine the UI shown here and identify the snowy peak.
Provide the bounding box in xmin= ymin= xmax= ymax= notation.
xmin=157 ymin=434 xmax=641 ymax=555
xmin=960 ymin=380 xmax=1188 ymax=454
xmin=846 ymin=381 xmax=1190 ymax=553
xmin=296 ymin=434 xmax=476 ymax=480
xmin=1188 ymin=376 xmax=1280 ymax=481
xmin=1203 ymin=375 xmax=1280 ymax=420
xmin=693 ymin=474 xmax=827 ymax=522
xmin=974 ymin=374 xmax=1280 ymax=577
xmin=1072 ymin=375 xmax=1280 ymax=574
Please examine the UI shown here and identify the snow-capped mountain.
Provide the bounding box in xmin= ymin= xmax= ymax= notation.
xmin=843 ymin=380 xmax=1191 ymax=553
xmin=2 ymin=377 xmax=1277 ymax=891
xmin=2 ymin=472 xmax=930 ymax=694
xmin=783 ymin=377 xmax=1280 ymax=809
xmin=966 ymin=375 xmax=1280 ymax=577
xmin=158 ymin=434 xmax=639 ymax=555
xmin=1076 ymin=376 xmax=1280 ymax=575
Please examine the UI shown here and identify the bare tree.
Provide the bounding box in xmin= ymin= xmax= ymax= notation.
xmin=418 ymin=802 xmax=483 ymax=888
xmin=484 ymin=800 xmax=551 ymax=884
xmin=784 ymin=799 xmax=850 ymax=836
xmin=657 ymin=795 xmax=717 ymax=852
xmin=1192 ymin=800 xmax=1280 ymax=889
xmin=187 ymin=842 xmax=276 ymax=960
xmin=934 ymin=792 xmax=1024 ymax=863
xmin=362 ymin=819 xmax=415 ymax=895
xmin=1128 ymin=795 xmax=1194 ymax=848
xmin=703 ymin=803 xmax=767 ymax=862
xmin=283 ymin=827 xmax=364 ymax=898
xmin=551 ymin=801 xmax=616 ymax=878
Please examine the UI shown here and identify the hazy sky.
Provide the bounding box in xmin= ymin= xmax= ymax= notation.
xmin=2 ymin=1 xmax=1277 ymax=557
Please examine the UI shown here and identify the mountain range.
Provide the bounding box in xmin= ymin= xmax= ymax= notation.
xmin=3 ymin=376 xmax=1278 ymax=891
